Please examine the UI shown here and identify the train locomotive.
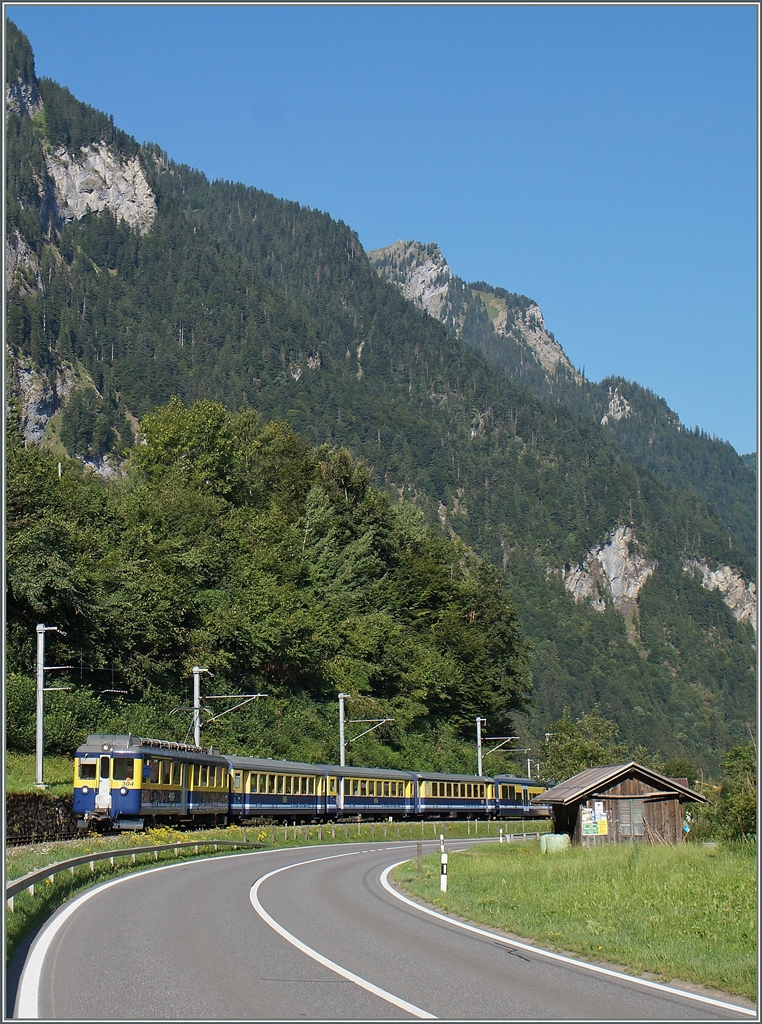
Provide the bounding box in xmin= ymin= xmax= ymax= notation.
xmin=73 ymin=734 xmax=551 ymax=832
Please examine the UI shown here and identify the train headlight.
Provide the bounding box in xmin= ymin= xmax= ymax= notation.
xmin=82 ymin=786 xmax=89 ymax=794
xmin=120 ymin=787 xmax=127 ymax=795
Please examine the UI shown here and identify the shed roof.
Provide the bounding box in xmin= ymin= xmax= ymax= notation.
xmin=531 ymin=762 xmax=706 ymax=805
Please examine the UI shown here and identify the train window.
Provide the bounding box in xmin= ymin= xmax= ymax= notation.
xmin=369 ymin=781 xmax=376 ymax=796
xmin=200 ymin=765 xmax=208 ymax=787
xmin=78 ymin=760 xmax=97 ymax=780
xmin=383 ymin=781 xmax=390 ymax=797
xmin=351 ymin=779 xmax=359 ymax=796
xmin=100 ymin=756 xmax=110 ymax=780
xmin=312 ymin=777 xmax=318 ymax=795
xmin=112 ymin=758 xmax=134 ymax=782
xmin=160 ymin=762 xmax=171 ymax=785
xmin=445 ymin=783 xmax=451 ymax=797
xmin=254 ymin=774 xmax=262 ymax=793
xmin=344 ymin=779 xmax=351 ymax=795
xmin=234 ymin=772 xmax=242 ymax=791
xmin=285 ymin=776 xmax=292 ymax=795
xmin=275 ymin=776 xmax=283 ymax=795
xmin=479 ymin=784 xmax=485 ymax=798
xmin=150 ymin=761 xmax=160 ymax=784
xmin=360 ymin=780 xmax=367 ymax=797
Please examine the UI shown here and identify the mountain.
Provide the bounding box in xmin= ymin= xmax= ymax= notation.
xmin=5 ymin=20 xmax=756 ymax=772
xmin=369 ymin=240 xmax=757 ymax=558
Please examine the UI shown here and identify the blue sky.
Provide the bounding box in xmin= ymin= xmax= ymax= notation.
xmin=6 ymin=4 xmax=758 ymax=454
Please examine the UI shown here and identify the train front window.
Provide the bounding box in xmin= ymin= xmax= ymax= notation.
xmin=79 ymin=760 xmax=97 ymax=780
xmin=113 ymin=758 xmax=134 ymax=782
xmin=100 ymin=756 xmax=110 ymax=780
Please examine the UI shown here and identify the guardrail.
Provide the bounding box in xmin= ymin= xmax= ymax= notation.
xmin=6 ymin=839 xmax=264 ymax=912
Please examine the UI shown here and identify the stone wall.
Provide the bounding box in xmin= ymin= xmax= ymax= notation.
xmin=6 ymin=792 xmax=77 ymax=838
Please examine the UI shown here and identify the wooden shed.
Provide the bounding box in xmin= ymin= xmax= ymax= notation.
xmin=531 ymin=762 xmax=706 ymax=846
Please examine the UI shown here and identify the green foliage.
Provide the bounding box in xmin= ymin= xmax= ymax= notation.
xmin=6 ymin=400 xmax=531 ymax=760
xmin=538 ymin=706 xmax=629 ymax=784
xmin=691 ymin=742 xmax=757 ymax=842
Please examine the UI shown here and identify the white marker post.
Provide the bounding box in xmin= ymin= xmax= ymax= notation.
xmin=440 ymin=850 xmax=448 ymax=892
xmin=499 ymin=828 xmax=504 ymax=843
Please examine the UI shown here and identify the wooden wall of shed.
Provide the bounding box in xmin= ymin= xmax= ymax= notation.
xmin=563 ymin=774 xmax=687 ymax=846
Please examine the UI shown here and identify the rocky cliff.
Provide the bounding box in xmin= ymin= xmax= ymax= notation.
xmin=685 ymin=559 xmax=757 ymax=632
xmin=367 ymin=240 xmax=461 ymax=326
xmin=561 ymin=525 xmax=656 ymax=617
xmin=46 ymin=142 xmax=156 ymax=234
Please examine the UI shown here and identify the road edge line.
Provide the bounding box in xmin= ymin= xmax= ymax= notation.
xmin=249 ymin=852 xmax=437 ymax=1020
xmin=379 ymin=860 xmax=756 ymax=1019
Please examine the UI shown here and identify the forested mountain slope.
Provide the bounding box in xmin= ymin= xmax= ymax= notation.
xmin=5 ymin=21 xmax=756 ymax=772
xmin=369 ymin=241 xmax=757 ymax=558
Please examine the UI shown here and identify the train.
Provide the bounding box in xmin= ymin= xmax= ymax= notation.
xmin=73 ymin=733 xmax=551 ymax=831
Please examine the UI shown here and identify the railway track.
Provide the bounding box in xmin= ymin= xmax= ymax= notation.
xmin=7 ymin=832 xmax=84 ymax=847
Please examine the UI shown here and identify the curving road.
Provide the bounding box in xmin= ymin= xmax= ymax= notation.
xmin=14 ymin=840 xmax=755 ymax=1020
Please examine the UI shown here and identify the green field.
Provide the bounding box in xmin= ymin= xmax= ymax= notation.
xmin=393 ymin=841 xmax=756 ymax=1000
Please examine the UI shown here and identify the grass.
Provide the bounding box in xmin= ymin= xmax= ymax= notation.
xmin=393 ymin=841 xmax=757 ymax=1001
xmin=6 ymin=753 xmax=73 ymax=797
xmin=5 ymin=819 xmax=548 ymax=965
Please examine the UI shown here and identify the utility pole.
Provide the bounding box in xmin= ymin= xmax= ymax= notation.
xmin=338 ymin=693 xmax=393 ymax=767
xmin=35 ymin=623 xmax=69 ymax=788
xmin=476 ymin=717 xmax=487 ymax=776
xmin=193 ymin=666 xmax=213 ymax=746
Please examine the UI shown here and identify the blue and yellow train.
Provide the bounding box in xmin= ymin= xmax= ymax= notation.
xmin=73 ymin=734 xmax=551 ymax=831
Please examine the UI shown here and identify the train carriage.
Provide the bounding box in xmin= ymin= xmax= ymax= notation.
xmin=227 ymin=756 xmax=328 ymax=821
xmin=334 ymin=765 xmax=415 ymax=819
xmin=494 ymin=775 xmax=552 ymax=819
xmin=73 ymin=734 xmax=230 ymax=831
xmin=415 ymin=771 xmax=493 ymax=818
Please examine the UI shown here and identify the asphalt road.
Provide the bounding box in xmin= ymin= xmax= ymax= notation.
xmin=13 ymin=840 xmax=755 ymax=1020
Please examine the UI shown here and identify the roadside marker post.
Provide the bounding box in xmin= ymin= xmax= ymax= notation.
xmin=440 ymin=851 xmax=448 ymax=892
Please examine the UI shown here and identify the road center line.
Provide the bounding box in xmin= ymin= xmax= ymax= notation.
xmin=379 ymin=860 xmax=756 ymax=1019
xmin=249 ymin=851 xmax=436 ymax=1020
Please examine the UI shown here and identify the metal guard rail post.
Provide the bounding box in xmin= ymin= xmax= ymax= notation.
xmin=6 ymin=840 xmax=264 ymax=911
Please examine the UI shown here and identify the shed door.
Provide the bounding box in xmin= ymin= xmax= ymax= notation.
xmin=618 ymin=798 xmax=644 ymax=837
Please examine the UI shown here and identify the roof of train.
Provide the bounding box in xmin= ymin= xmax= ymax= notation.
xmin=228 ymin=756 xmax=415 ymax=778
xmin=77 ymin=734 xmax=228 ymax=761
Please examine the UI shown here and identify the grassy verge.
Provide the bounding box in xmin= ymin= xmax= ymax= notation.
xmin=6 ymin=752 xmax=73 ymax=797
xmin=5 ymin=819 xmax=548 ymax=965
xmin=393 ymin=841 xmax=756 ymax=1001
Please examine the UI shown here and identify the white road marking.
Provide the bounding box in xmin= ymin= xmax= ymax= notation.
xmin=379 ymin=860 xmax=756 ymax=1019
xmin=13 ymin=840 xmax=443 ymax=1019
xmin=15 ymin=859 xmax=189 ymax=1018
xmin=249 ymin=852 xmax=437 ymax=1019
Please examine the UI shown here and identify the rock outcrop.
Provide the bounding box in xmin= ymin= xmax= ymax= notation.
xmin=367 ymin=240 xmax=456 ymax=323
xmin=5 ymin=229 xmax=43 ymax=293
xmin=684 ymin=560 xmax=757 ymax=632
xmin=562 ymin=525 xmax=655 ymax=615
xmin=8 ymin=356 xmax=77 ymax=445
xmin=46 ymin=142 xmax=156 ymax=234
xmin=5 ymin=76 xmax=43 ymax=120
xmin=601 ymin=385 xmax=632 ymax=426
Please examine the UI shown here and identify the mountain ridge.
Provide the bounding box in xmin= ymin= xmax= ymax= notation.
xmin=5 ymin=19 xmax=756 ymax=771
